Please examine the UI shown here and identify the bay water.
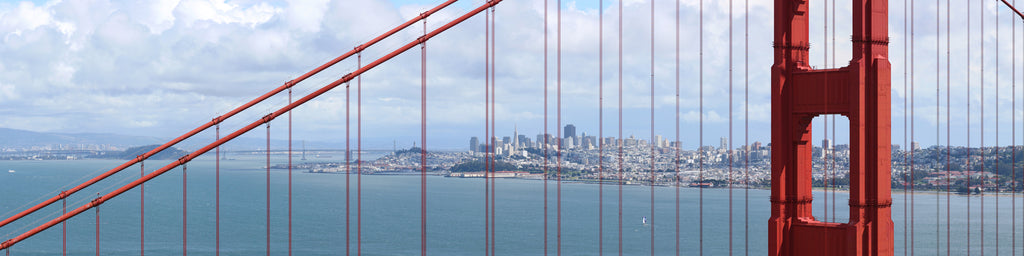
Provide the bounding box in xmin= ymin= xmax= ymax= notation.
xmin=0 ymin=156 xmax=1020 ymax=255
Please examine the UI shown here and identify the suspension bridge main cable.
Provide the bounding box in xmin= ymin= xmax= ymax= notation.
xmin=0 ymin=2 xmax=506 ymax=251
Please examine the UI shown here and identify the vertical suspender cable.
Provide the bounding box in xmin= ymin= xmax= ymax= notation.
xmin=967 ymin=0 xmax=973 ymax=252
xmin=902 ymin=0 xmax=909 ymax=252
xmin=699 ymin=0 xmax=705 ymax=253
xmin=913 ymin=0 xmax=921 ymax=251
xmin=727 ymin=0 xmax=734 ymax=253
xmin=829 ymin=0 xmax=836 ymax=224
xmin=346 ymin=74 xmax=352 ymax=256
xmin=649 ymin=0 xmax=656 ymax=254
xmin=675 ymin=0 xmax=681 ymax=254
xmin=945 ymin=0 xmax=951 ymax=253
xmin=63 ymin=190 xmax=67 ymax=256
xmin=266 ymin=123 xmax=271 ymax=256
xmin=420 ymin=18 xmax=428 ymax=256
xmin=727 ymin=0 xmax=735 ymax=252
xmin=288 ymin=87 xmax=293 ymax=256
xmin=556 ymin=1 xmax=563 ymax=254
xmin=484 ymin=7 xmax=491 ymax=256
xmin=1013 ymin=0 xmax=1019 ymax=253
xmin=744 ymin=0 xmax=750 ymax=252
xmin=936 ymin=0 xmax=942 ymax=252
xmin=95 ymin=198 xmax=99 ymax=256
xmin=994 ymin=6 xmax=1001 ymax=254
xmin=543 ymin=0 xmax=550 ymax=253
xmin=980 ymin=3 xmax=986 ymax=254
xmin=484 ymin=6 xmax=490 ymax=254
xmin=490 ymin=7 xmax=497 ymax=255
xmin=617 ymin=0 xmax=624 ymax=253
xmin=599 ymin=1 xmax=605 ymax=254
xmin=357 ymin=52 xmax=362 ymax=256
xmin=822 ymin=0 xmax=829 ymax=225
xmin=140 ymin=161 xmax=144 ymax=256
xmin=216 ymin=124 xmax=220 ymax=256
xmin=183 ymin=163 xmax=188 ymax=256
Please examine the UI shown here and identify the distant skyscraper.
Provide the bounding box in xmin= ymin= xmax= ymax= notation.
xmin=512 ymin=125 xmax=519 ymax=150
xmin=911 ymin=141 xmax=920 ymax=151
xmin=720 ymin=137 xmax=729 ymax=150
xmin=654 ymin=135 xmax=664 ymax=148
xmin=564 ymin=124 xmax=576 ymax=139
xmin=822 ymin=139 xmax=832 ymax=150
xmin=470 ymin=137 xmax=479 ymax=152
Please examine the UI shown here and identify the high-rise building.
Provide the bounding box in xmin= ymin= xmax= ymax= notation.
xmin=822 ymin=139 xmax=832 ymax=150
xmin=720 ymin=137 xmax=729 ymax=150
xmin=911 ymin=141 xmax=920 ymax=151
xmin=564 ymin=124 xmax=576 ymax=139
xmin=470 ymin=137 xmax=479 ymax=152
xmin=654 ymin=135 xmax=664 ymax=148
xmin=512 ymin=125 xmax=519 ymax=150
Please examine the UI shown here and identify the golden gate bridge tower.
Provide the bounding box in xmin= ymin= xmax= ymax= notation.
xmin=769 ymin=0 xmax=893 ymax=255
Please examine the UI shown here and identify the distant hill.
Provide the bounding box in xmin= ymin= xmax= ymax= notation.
xmin=0 ymin=127 xmax=164 ymax=148
xmin=113 ymin=145 xmax=190 ymax=160
xmin=0 ymin=127 xmax=344 ymax=151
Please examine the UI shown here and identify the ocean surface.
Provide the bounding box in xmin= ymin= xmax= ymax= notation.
xmin=0 ymin=155 xmax=1022 ymax=255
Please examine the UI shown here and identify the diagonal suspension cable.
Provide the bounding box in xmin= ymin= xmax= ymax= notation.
xmin=0 ymin=0 xmax=462 ymax=232
xmin=0 ymin=1 xmax=504 ymax=249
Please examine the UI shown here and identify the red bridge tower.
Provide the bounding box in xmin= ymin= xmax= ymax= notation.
xmin=769 ymin=0 xmax=893 ymax=255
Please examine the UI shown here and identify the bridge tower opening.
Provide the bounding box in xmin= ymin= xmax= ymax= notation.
xmin=770 ymin=0 xmax=893 ymax=255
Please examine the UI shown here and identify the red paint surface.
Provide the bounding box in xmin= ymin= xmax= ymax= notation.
xmin=770 ymin=0 xmax=894 ymax=255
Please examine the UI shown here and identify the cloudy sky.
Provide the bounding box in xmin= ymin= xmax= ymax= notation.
xmin=0 ymin=0 xmax=1019 ymax=150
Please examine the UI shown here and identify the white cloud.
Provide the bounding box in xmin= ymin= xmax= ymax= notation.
xmin=0 ymin=0 xmax=1002 ymax=149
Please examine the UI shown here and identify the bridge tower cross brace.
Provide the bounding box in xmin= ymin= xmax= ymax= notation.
xmin=769 ymin=0 xmax=894 ymax=255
